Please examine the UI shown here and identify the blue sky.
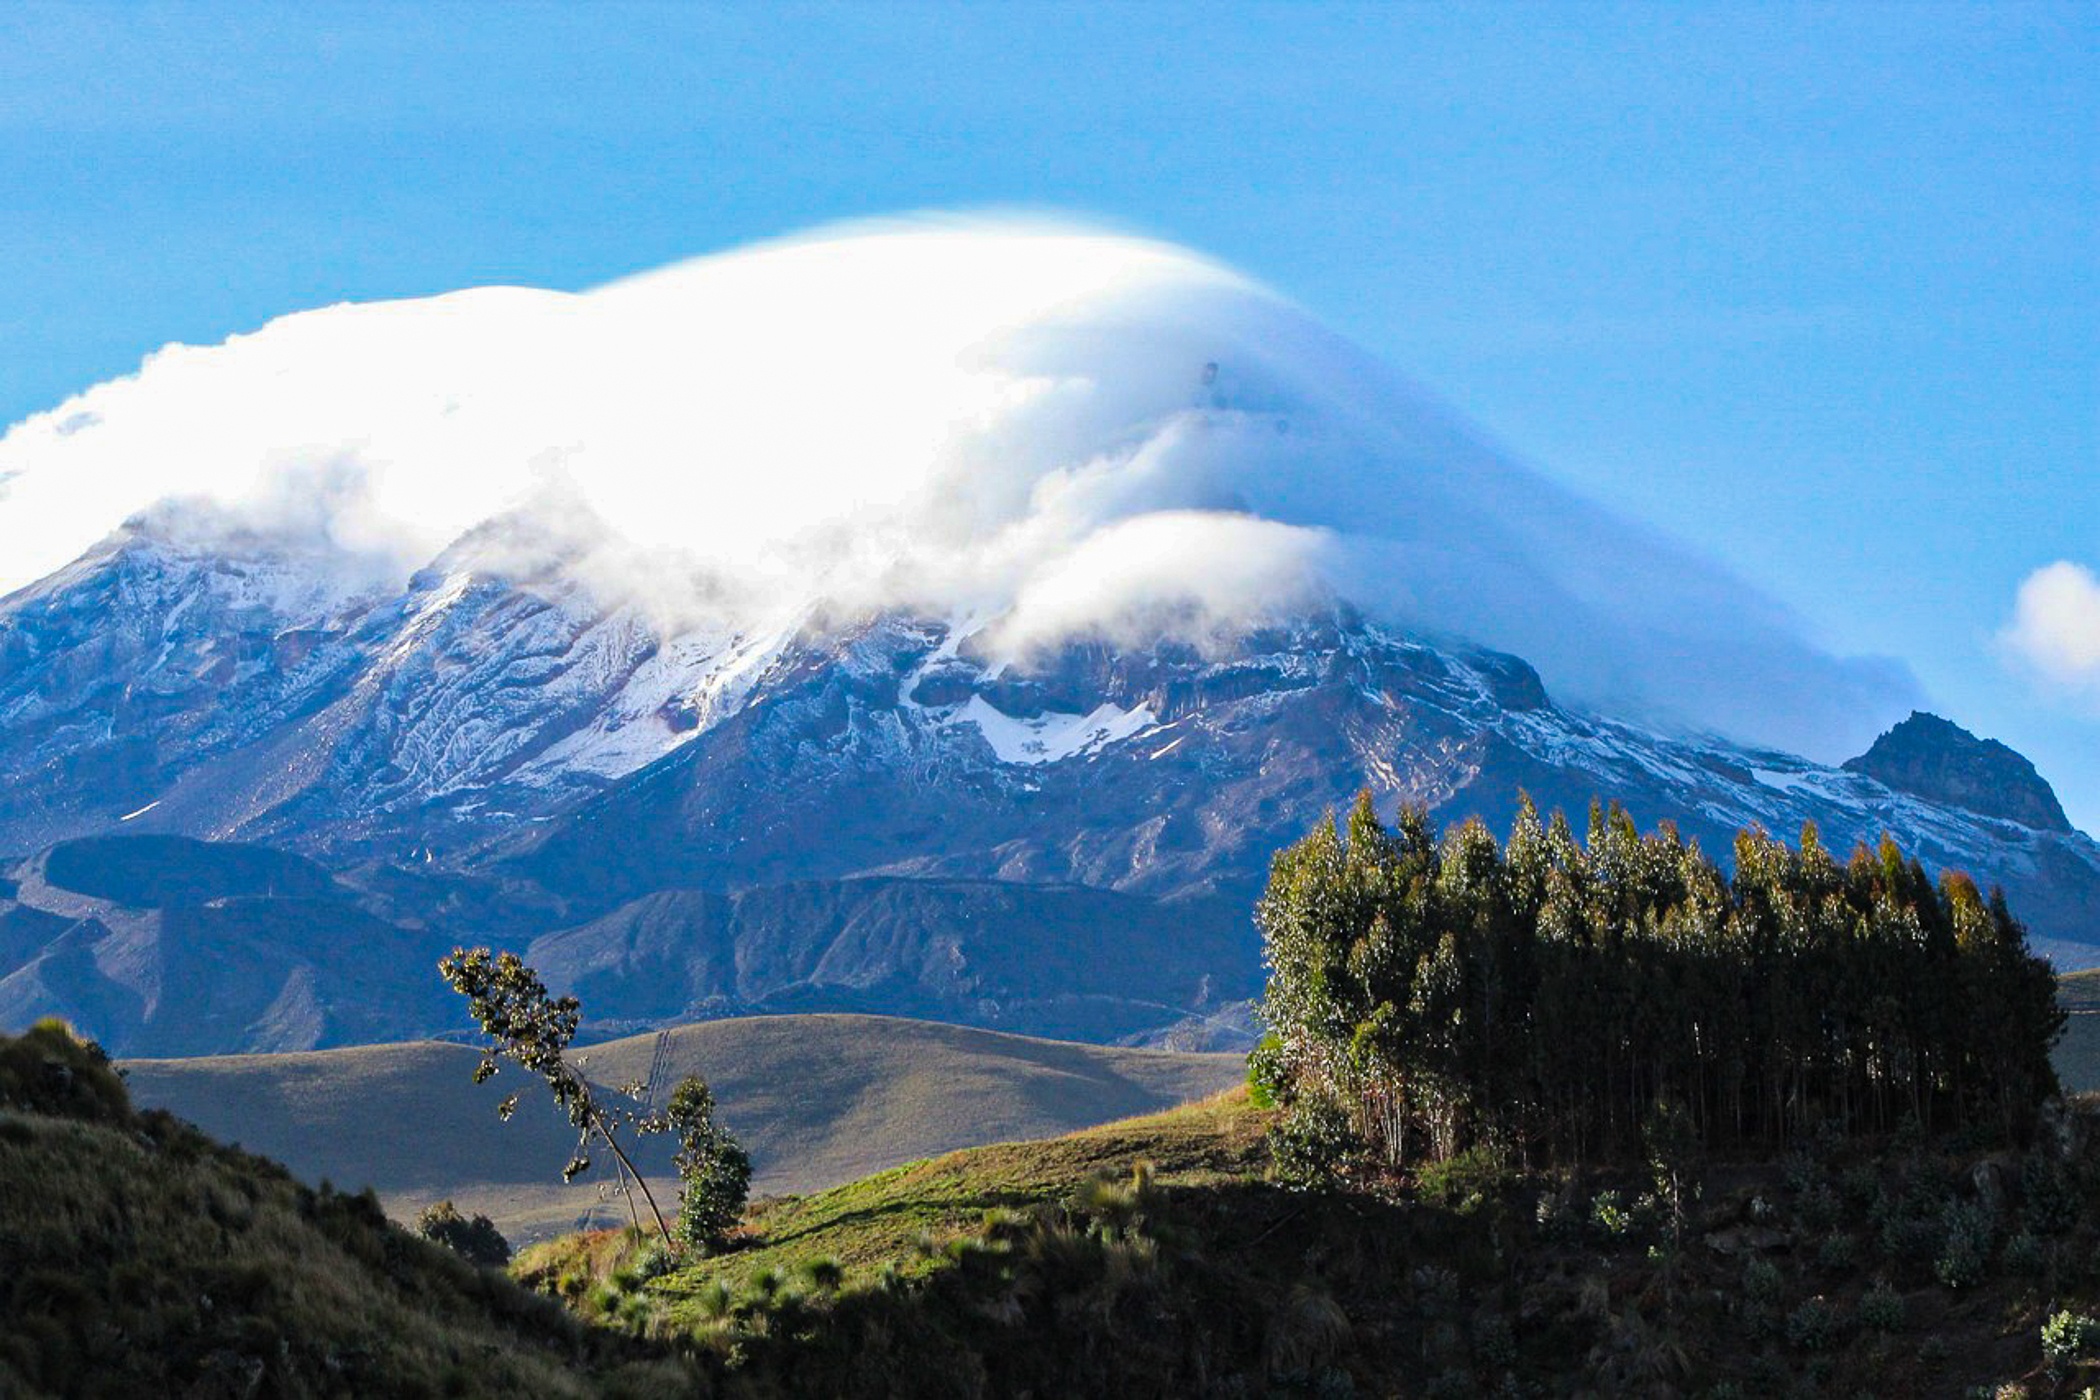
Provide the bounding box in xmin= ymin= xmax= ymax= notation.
xmin=2 ymin=1 xmax=2094 ymax=829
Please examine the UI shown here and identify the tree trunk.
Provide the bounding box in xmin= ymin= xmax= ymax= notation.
xmin=596 ymin=1113 xmax=673 ymax=1244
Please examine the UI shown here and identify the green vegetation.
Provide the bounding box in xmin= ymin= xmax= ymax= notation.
xmin=17 ymin=801 xmax=2098 ymax=1395
xmin=1258 ymin=794 xmax=2063 ymax=1170
xmin=414 ymin=1198 xmax=512 ymax=1268
xmin=666 ymin=1073 xmax=751 ymax=1252
xmin=513 ymin=1083 xmax=2100 ymax=1396
xmin=12 ymin=1007 xmax=2099 ymax=1394
xmin=0 ymin=1019 xmax=693 ymax=1397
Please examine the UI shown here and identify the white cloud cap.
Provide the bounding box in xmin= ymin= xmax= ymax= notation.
xmin=0 ymin=213 xmax=1918 ymax=760
xmin=2001 ymin=560 xmax=2100 ymax=705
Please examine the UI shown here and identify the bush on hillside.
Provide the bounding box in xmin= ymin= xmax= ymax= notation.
xmin=0 ymin=1017 xmax=128 ymax=1123
xmin=415 ymin=1198 xmax=513 ymax=1267
xmin=667 ymin=1073 xmax=752 ymax=1252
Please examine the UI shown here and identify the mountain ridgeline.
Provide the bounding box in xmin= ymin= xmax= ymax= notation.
xmin=0 ymin=517 xmax=2096 ymax=1055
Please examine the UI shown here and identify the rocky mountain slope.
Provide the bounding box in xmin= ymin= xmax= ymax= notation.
xmin=1 ymin=521 xmax=2094 ymax=1054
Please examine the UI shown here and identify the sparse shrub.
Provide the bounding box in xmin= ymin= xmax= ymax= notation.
xmin=1817 ymin=1232 xmax=1857 ymax=1272
xmin=1858 ymin=1280 xmax=1906 ymax=1332
xmin=2023 ymin=1163 xmax=2080 ymax=1236
xmin=1936 ymin=1199 xmax=1993 ymax=1290
xmin=1416 ymin=1143 xmax=1507 ymax=1211
xmin=1246 ymin=1032 xmax=1287 ymax=1110
xmin=2004 ymin=1231 xmax=2044 ymax=1276
xmin=439 ymin=949 xmax=674 ymax=1241
xmin=412 ymin=1199 xmax=511 ymax=1268
xmin=1071 ymin=1168 xmax=1147 ymax=1235
xmin=2043 ymin=1310 xmax=2100 ymax=1376
xmin=1472 ymin=1312 xmax=1516 ymax=1367
xmin=1408 ymin=1264 xmax=1460 ymax=1315
xmin=1269 ymin=1097 xmax=1356 ymax=1183
xmin=1786 ymin=1295 xmax=1839 ymax=1351
xmin=1799 ymin=1182 xmax=1842 ymax=1231
xmin=1743 ymin=1258 xmax=1783 ymax=1307
xmin=694 ymin=1279 xmax=733 ymax=1320
xmin=1422 ymin=1369 xmax=1474 ymax=1399
xmin=795 ymin=1255 xmax=844 ymax=1293
xmin=1590 ymin=1189 xmax=1635 ymax=1242
xmin=1264 ymin=1283 xmax=1352 ymax=1377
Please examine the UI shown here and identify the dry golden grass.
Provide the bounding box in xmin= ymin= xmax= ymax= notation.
xmin=124 ymin=1013 xmax=1244 ymax=1243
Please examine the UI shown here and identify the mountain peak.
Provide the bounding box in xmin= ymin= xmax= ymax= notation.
xmin=1842 ymin=711 xmax=2071 ymax=833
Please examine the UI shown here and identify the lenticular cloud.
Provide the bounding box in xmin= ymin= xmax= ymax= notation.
xmin=0 ymin=214 xmax=1915 ymax=757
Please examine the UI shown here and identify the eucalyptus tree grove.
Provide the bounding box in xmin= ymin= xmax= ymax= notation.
xmin=1254 ymin=795 xmax=2064 ymax=1170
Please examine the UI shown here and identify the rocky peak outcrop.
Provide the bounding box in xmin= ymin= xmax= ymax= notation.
xmin=1842 ymin=711 xmax=2072 ymax=833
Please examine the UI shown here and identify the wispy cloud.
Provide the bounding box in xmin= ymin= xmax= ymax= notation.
xmin=2001 ymin=560 xmax=2100 ymax=709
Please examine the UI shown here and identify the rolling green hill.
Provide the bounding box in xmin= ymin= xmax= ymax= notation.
xmin=123 ymin=1013 xmax=1243 ymax=1243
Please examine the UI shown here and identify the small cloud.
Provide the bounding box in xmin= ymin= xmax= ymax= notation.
xmin=2000 ymin=560 xmax=2100 ymax=705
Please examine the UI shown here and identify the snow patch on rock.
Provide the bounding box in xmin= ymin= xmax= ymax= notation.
xmin=953 ymin=696 xmax=1157 ymax=765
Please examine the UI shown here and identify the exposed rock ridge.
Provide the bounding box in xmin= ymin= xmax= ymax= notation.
xmin=1842 ymin=711 xmax=2072 ymax=834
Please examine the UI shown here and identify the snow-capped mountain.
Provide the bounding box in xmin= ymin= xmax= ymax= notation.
xmin=1 ymin=520 xmax=2093 ymax=1056
xmin=1 ymin=221 xmax=2090 ymax=1055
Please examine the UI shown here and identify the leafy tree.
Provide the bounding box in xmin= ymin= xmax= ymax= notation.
xmin=665 ymin=1073 xmax=752 ymax=1252
xmin=439 ymin=947 xmax=673 ymax=1242
xmin=414 ymin=1198 xmax=512 ymax=1267
xmin=1256 ymin=794 xmax=2064 ymax=1173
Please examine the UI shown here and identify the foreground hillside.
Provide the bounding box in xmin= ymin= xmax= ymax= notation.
xmin=519 ymin=1087 xmax=2100 ymax=1398
xmin=0 ymin=1020 xmax=695 ymax=1397
xmin=11 ymin=1014 xmax=2099 ymax=1397
xmin=124 ymin=1013 xmax=1243 ymax=1241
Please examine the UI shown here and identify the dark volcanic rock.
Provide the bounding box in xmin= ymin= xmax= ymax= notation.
xmin=1843 ymin=712 xmax=2072 ymax=833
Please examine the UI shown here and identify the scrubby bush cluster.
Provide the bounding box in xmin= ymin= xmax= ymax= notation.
xmin=1255 ymin=795 xmax=2064 ymax=1169
xmin=414 ymin=1198 xmax=513 ymax=1268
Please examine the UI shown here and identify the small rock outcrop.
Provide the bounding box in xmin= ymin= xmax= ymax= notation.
xmin=1843 ymin=712 xmax=2072 ymax=833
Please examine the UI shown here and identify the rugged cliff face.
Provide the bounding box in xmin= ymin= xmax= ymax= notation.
xmin=2 ymin=528 xmax=2095 ymax=1055
xmin=1844 ymin=711 xmax=2074 ymax=833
